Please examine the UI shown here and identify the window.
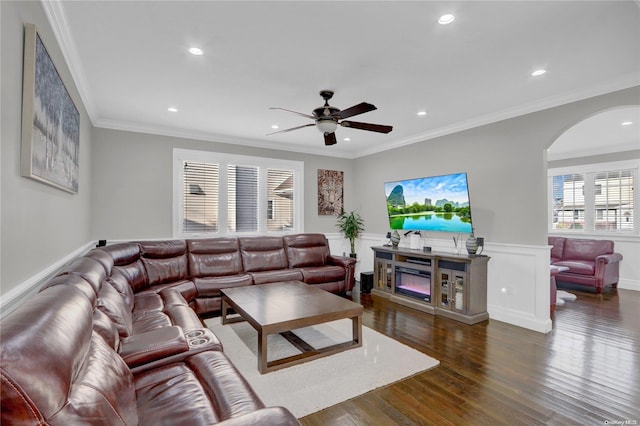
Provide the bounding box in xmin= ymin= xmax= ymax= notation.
xmin=267 ymin=168 xmax=295 ymax=231
xmin=594 ymin=170 xmax=634 ymax=231
xmin=552 ymin=173 xmax=584 ymax=230
xmin=174 ymin=149 xmax=303 ymax=237
xmin=267 ymin=200 xmax=275 ymax=220
xmin=183 ymin=162 xmax=218 ymax=233
xmin=227 ymin=165 xmax=258 ymax=232
xmin=548 ymin=160 xmax=638 ymax=234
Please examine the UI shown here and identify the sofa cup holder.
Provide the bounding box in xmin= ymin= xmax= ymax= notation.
xmin=189 ymin=338 xmax=209 ymax=346
xmin=185 ymin=330 xmax=205 ymax=339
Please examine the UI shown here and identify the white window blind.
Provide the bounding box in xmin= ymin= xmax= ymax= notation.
xmin=228 ymin=165 xmax=258 ymax=232
xmin=551 ymin=173 xmax=585 ymax=230
xmin=173 ymin=149 xmax=303 ymax=237
xmin=183 ymin=161 xmax=219 ymax=233
xmin=267 ymin=169 xmax=294 ymax=231
xmin=549 ymin=162 xmax=637 ymax=234
xmin=594 ymin=170 xmax=634 ymax=231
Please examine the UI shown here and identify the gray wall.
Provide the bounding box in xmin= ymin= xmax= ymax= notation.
xmin=91 ymin=128 xmax=353 ymax=240
xmin=355 ymin=86 xmax=640 ymax=246
xmin=2 ymin=0 xmax=638 ymax=300
xmin=1 ymin=1 xmax=93 ymax=292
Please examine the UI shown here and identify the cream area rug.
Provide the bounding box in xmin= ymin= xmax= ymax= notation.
xmin=205 ymin=317 xmax=439 ymax=418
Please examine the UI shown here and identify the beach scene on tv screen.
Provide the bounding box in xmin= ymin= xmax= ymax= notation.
xmin=385 ymin=173 xmax=473 ymax=233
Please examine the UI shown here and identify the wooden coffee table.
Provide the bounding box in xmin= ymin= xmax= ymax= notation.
xmin=221 ymin=281 xmax=363 ymax=374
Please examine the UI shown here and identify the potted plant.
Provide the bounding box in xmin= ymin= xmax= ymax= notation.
xmin=336 ymin=210 xmax=365 ymax=258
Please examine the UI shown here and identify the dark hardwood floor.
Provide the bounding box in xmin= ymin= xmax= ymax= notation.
xmin=300 ymin=286 xmax=640 ymax=426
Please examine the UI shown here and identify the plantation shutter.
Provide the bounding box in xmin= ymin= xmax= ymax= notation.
xmin=551 ymin=174 xmax=585 ymax=230
xmin=175 ymin=149 xmax=303 ymax=237
xmin=594 ymin=169 xmax=634 ymax=231
xmin=550 ymin=166 xmax=635 ymax=233
xmin=183 ymin=161 xmax=219 ymax=233
xmin=267 ymin=168 xmax=294 ymax=231
xmin=228 ymin=165 xmax=258 ymax=232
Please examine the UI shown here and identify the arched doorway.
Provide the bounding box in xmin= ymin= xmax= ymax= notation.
xmin=548 ymin=106 xmax=640 ymax=161
xmin=546 ymin=105 xmax=639 ymax=313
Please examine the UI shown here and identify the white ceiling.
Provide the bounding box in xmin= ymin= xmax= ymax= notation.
xmin=44 ymin=1 xmax=640 ymax=159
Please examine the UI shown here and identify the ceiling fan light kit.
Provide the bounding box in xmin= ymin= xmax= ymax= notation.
xmin=316 ymin=119 xmax=337 ymax=134
xmin=269 ymin=90 xmax=393 ymax=145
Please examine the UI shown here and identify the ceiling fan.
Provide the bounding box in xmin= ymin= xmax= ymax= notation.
xmin=268 ymin=90 xmax=393 ymax=146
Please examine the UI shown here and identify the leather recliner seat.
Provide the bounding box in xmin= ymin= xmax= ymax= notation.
xmin=2 ymin=233 xmax=354 ymax=424
xmin=2 ymin=233 xmax=353 ymax=424
xmin=1 ymin=284 xmax=299 ymax=425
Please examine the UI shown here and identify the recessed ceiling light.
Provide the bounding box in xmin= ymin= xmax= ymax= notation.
xmin=417 ymin=111 xmax=428 ymax=116
xmin=188 ymin=47 xmax=203 ymax=55
xmin=343 ymin=137 xmax=351 ymax=142
xmin=621 ymin=121 xmax=633 ymax=126
xmin=271 ymin=124 xmax=279 ymax=129
xmin=438 ymin=14 xmax=455 ymax=25
xmin=168 ymin=107 xmax=178 ymax=112
xmin=531 ymin=69 xmax=547 ymax=77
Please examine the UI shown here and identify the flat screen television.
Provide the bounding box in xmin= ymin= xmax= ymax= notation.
xmin=384 ymin=172 xmax=473 ymax=233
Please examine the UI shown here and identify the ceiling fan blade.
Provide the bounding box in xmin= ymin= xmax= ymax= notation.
xmin=332 ymin=102 xmax=377 ymax=120
xmin=324 ymin=132 xmax=337 ymax=146
xmin=269 ymin=107 xmax=315 ymax=120
xmin=340 ymin=120 xmax=393 ymax=133
xmin=267 ymin=123 xmax=315 ymax=135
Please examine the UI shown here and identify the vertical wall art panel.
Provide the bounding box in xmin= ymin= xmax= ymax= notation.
xmin=21 ymin=23 xmax=80 ymax=194
xmin=317 ymin=169 xmax=343 ymax=215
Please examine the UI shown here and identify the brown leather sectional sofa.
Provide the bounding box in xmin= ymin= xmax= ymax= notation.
xmin=99 ymin=233 xmax=356 ymax=315
xmin=1 ymin=233 xmax=354 ymax=425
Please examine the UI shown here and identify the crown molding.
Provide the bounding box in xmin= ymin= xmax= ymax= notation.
xmin=94 ymin=118 xmax=357 ymax=160
xmin=95 ymin=73 xmax=639 ymax=161
xmin=42 ymin=0 xmax=639 ymax=160
xmin=356 ymin=76 xmax=640 ymax=158
xmin=547 ymin=143 xmax=640 ymax=161
xmin=41 ymin=0 xmax=96 ymax=122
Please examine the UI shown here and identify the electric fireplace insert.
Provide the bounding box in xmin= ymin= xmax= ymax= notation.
xmin=395 ymin=264 xmax=431 ymax=302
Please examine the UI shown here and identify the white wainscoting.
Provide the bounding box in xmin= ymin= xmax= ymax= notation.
xmin=0 ymin=241 xmax=96 ymax=318
xmin=325 ymin=232 xmax=387 ymax=280
xmin=483 ymin=242 xmax=553 ymax=334
xmin=4 ymin=234 xmax=556 ymax=334
xmin=333 ymin=233 xmax=553 ymax=334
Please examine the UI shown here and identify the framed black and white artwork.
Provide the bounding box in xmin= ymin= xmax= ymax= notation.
xmin=21 ymin=23 xmax=80 ymax=194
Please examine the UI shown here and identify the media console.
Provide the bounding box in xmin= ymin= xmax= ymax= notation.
xmin=371 ymin=246 xmax=490 ymax=325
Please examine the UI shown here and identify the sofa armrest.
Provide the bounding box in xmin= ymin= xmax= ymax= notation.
xmin=217 ymin=407 xmax=300 ymax=426
xmin=120 ymin=326 xmax=189 ymax=368
xmin=327 ymin=255 xmax=357 ymax=292
xmin=159 ymin=286 xmax=190 ymax=307
xmin=594 ymin=252 xmax=623 ymax=291
xmin=125 ymin=327 xmax=223 ymax=375
xmin=596 ymin=253 xmax=623 ymax=264
xmin=327 ymin=254 xmax=357 ymax=268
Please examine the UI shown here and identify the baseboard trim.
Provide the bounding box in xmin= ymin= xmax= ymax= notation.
xmin=488 ymin=305 xmax=553 ymax=334
xmin=0 ymin=241 xmax=96 ymax=318
xmin=618 ymin=278 xmax=640 ymax=292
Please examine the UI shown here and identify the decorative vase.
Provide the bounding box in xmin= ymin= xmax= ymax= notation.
xmin=390 ymin=230 xmax=401 ymax=248
xmin=466 ymin=230 xmax=478 ymax=255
